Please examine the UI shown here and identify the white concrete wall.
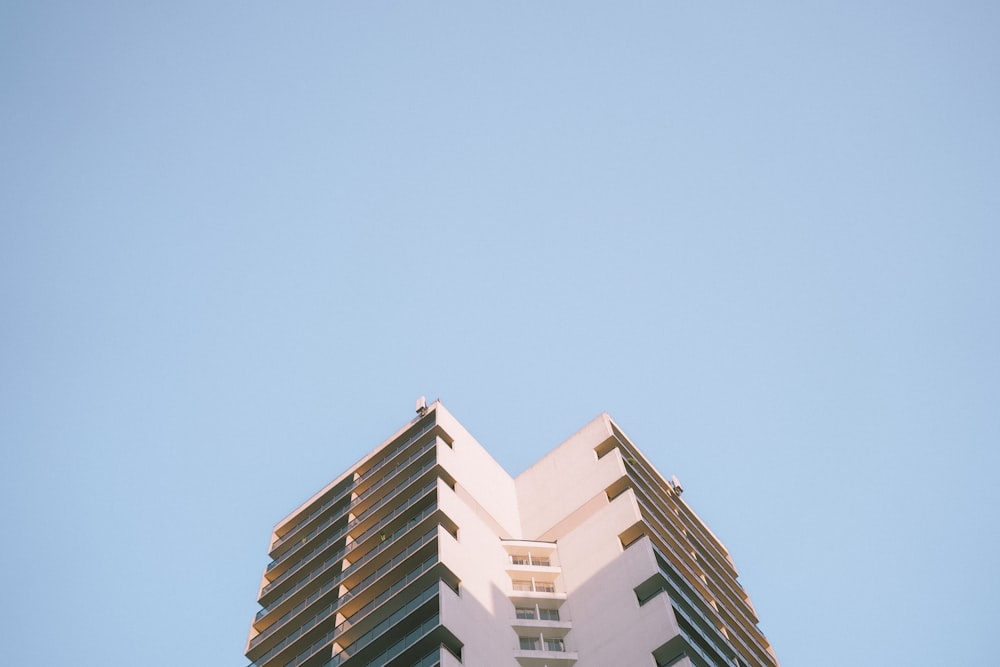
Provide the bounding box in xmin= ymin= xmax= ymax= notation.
xmin=514 ymin=413 xmax=621 ymax=539
xmin=439 ymin=646 xmax=464 ymax=667
xmin=437 ymin=482 xmax=520 ymax=666
xmin=512 ymin=416 xmax=683 ymax=667
xmin=436 ymin=405 xmax=522 ymax=537
xmin=555 ymin=494 xmax=678 ymax=667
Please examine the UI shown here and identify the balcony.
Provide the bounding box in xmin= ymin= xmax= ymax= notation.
xmin=506 ymin=559 xmax=559 ymax=579
xmin=514 ymin=650 xmax=579 ymax=664
xmin=509 ymin=579 xmax=565 ymax=604
xmin=262 ymin=479 xmax=438 ymax=598
xmin=267 ymin=446 xmax=438 ymax=574
xmin=512 ymin=580 xmax=555 ymax=593
xmin=257 ymin=500 xmax=440 ymax=621
xmin=322 ymin=581 xmax=443 ymax=667
xmin=355 ymin=613 xmax=441 ymax=667
xmin=249 ymin=524 xmax=440 ymax=651
xmin=514 ymin=638 xmax=579 ymax=667
xmin=510 ymin=617 xmax=573 ymax=634
xmin=509 ymin=554 xmax=551 ymax=567
xmin=271 ymin=419 xmax=438 ymax=553
xmin=249 ymin=554 xmax=440 ymax=667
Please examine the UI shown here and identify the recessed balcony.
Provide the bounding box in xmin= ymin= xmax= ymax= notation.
xmin=269 ymin=419 xmax=439 ymax=558
xmin=513 ymin=648 xmax=579 ymax=666
xmin=506 ymin=562 xmax=560 ymax=577
xmin=510 ymin=618 xmax=573 ymax=634
xmin=509 ymin=590 xmax=567 ymax=606
xmin=515 ymin=631 xmax=577 ymax=666
xmin=509 ymin=579 xmax=566 ymax=607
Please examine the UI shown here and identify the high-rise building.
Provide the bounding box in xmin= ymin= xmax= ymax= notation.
xmin=245 ymin=400 xmax=779 ymax=667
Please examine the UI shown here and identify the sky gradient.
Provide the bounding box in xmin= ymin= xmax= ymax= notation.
xmin=2 ymin=2 xmax=998 ymax=666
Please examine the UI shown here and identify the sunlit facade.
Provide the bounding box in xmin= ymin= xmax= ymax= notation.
xmin=245 ymin=400 xmax=779 ymax=667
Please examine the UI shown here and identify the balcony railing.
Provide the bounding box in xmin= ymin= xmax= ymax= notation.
xmin=674 ymin=604 xmax=736 ymax=667
xmin=273 ymin=420 xmax=437 ymax=549
xmin=650 ymin=549 xmax=774 ymax=667
xmin=518 ymin=637 xmax=566 ymax=652
xmin=511 ymin=581 xmax=556 ymax=593
xmin=415 ymin=643 xmax=461 ymax=667
xmin=263 ymin=479 xmax=437 ymax=595
xmin=257 ymin=507 xmax=438 ymax=621
xmin=269 ymin=443 xmax=437 ymax=570
xmin=357 ymin=612 xmax=439 ymax=667
xmin=251 ymin=524 xmax=440 ymax=647
xmin=321 ymin=582 xmax=441 ymax=667
xmin=633 ymin=497 xmax=721 ymax=601
xmin=510 ymin=555 xmax=551 ymax=567
xmin=250 ymin=555 xmax=438 ymax=667
xmin=621 ymin=453 xmax=735 ymax=577
xmin=653 ymin=552 xmax=738 ymax=659
xmin=676 ymin=622 xmax=735 ymax=667
xmin=633 ymin=489 xmax=748 ymax=616
xmin=642 ymin=524 xmax=772 ymax=665
xmin=409 ymin=646 xmax=445 ymax=667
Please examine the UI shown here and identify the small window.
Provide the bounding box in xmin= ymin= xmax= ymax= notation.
xmin=511 ymin=554 xmax=529 ymax=565
xmin=538 ymin=608 xmax=560 ymax=621
xmin=512 ymin=580 xmax=533 ymax=592
xmin=535 ymin=581 xmax=556 ymax=593
xmin=515 ymin=607 xmax=537 ymax=620
xmin=519 ymin=637 xmax=540 ymax=650
xmin=533 ymin=556 xmax=551 ymax=566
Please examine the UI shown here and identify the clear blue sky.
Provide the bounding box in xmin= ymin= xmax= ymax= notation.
xmin=2 ymin=2 xmax=997 ymax=665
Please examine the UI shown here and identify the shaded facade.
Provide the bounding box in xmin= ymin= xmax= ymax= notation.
xmin=245 ymin=401 xmax=779 ymax=667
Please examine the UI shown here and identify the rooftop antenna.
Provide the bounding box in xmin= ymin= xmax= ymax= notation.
xmin=671 ymin=475 xmax=684 ymax=495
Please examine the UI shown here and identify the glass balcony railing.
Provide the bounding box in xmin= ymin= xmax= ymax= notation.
xmin=263 ymin=479 xmax=438 ymax=595
xmin=653 ymin=549 xmax=771 ymax=667
xmin=634 ymin=491 xmax=748 ymax=619
xmin=357 ymin=612 xmax=439 ymax=667
xmin=511 ymin=581 xmax=556 ymax=593
xmin=251 ymin=524 xmax=440 ymax=647
xmin=408 ymin=646 xmax=444 ymax=667
xmin=676 ymin=621 xmax=734 ymax=667
xmin=265 ymin=579 xmax=441 ymax=667
xmin=257 ymin=507 xmax=438 ymax=621
xmin=679 ymin=609 xmax=736 ymax=667
xmin=249 ymin=630 xmax=449 ymax=667
xmin=322 ymin=582 xmax=441 ymax=667
xmin=510 ymin=555 xmax=551 ymax=567
xmin=622 ymin=453 xmax=735 ymax=577
xmin=545 ymin=639 xmax=566 ymax=652
xmin=634 ymin=497 xmax=726 ymax=603
xmin=250 ymin=553 xmax=438 ymax=667
xmin=269 ymin=443 xmax=438 ymax=570
xmin=642 ymin=506 xmax=769 ymax=664
xmin=518 ymin=637 xmax=566 ymax=652
xmin=647 ymin=530 xmax=772 ymax=664
xmin=334 ymin=554 xmax=438 ymax=635
xmin=273 ymin=420 xmax=437 ymax=549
